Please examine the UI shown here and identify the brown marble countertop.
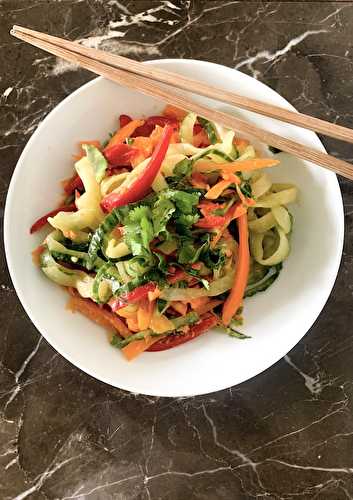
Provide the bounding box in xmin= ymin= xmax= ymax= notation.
xmin=1 ymin=1 xmax=353 ymax=499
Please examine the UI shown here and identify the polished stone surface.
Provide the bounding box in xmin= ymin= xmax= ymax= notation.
xmin=1 ymin=1 xmax=353 ymax=498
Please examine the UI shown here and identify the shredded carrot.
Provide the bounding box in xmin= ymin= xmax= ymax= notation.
xmin=210 ymin=204 xmax=247 ymax=249
xmin=233 ymin=138 xmax=249 ymax=152
xmin=205 ymin=179 xmax=231 ymax=200
xmin=122 ymin=335 xmax=163 ymax=361
xmin=163 ymin=104 xmax=187 ymax=121
xmin=236 ymin=185 xmax=256 ymax=207
xmin=189 ymin=296 xmax=209 ymax=310
xmin=222 ymin=213 xmax=250 ymax=325
xmin=222 ymin=172 xmax=241 ymax=184
xmin=170 ymin=301 xmax=188 ymax=316
xmin=194 ymin=158 xmax=280 ymax=173
xmin=106 ymin=119 xmax=145 ymax=149
xmin=67 ymin=295 xmax=130 ymax=337
xmin=194 ymin=299 xmax=223 ymax=316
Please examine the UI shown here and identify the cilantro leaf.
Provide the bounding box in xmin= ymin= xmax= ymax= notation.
xmin=124 ymin=206 xmax=153 ymax=256
xmin=152 ymin=195 xmax=175 ymax=238
xmin=165 ymin=189 xmax=200 ymax=214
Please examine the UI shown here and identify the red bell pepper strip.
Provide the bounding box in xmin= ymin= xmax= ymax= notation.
xmin=30 ymin=203 xmax=77 ymax=234
xmin=109 ymin=283 xmax=157 ymax=312
xmin=63 ymin=174 xmax=84 ymax=195
xmin=119 ymin=114 xmax=132 ymax=128
xmin=132 ymin=116 xmax=179 ymax=137
xmin=147 ymin=314 xmax=218 ymax=351
xmin=101 ymin=125 xmax=174 ymax=212
xmin=103 ymin=143 xmax=139 ymax=167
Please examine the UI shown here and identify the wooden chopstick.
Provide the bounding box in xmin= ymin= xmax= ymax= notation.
xmin=12 ymin=25 xmax=353 ymax=145
xmin=10 ymin=25 xmax=353 ymax=181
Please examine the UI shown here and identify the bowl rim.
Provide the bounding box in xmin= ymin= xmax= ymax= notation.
xmin=4 ymin=58 xmax=344 ymax=396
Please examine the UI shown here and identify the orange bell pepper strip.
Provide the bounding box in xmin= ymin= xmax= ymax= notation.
xmin=105 ymin=119 xmax=145 ymax=149
xmin=137 ymin=300 xmax=154 ymax=331
xmin=222 ymin=213 xmax=250 ymax=326
xmin=126 ymin=317 xmax=140 ymax=332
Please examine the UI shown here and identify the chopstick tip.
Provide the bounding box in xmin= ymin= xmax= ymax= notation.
xmin=10 ymin=25 xmax=20 ymax=36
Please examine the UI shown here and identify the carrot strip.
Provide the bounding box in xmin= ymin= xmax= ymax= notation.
xmin=194 ymin=299 xmax=223 ymax=316
xmin=222 ymin=213 xmax=250 ymax=325
xmin=67 ymin=295 xmax=130 ymax=337
xmin=210 ymin=204 xmax=247 ymax=249
xmin=170 ymin=301 xmax=188 ymax=316
xmin=205 ymin=180 xmax=231 ymax=200
xmin=106 ymin=119 xmax=145 ymax=149
xmin=233 ymin=138 xmax=250 ymax=153
xmin=194 ymin=158 xmax=280 ymax=173
xmin=122 ymin=335 xmax=163 ymax=361
xmin=163 ymin=104 xmax=187 ymax=121
xmin=236 ymin=185 xmax=256 ymax=207
xmin=189 ymin=296 xmax=209 ymax=310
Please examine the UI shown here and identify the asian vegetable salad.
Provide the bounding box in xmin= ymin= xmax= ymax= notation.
xmin=31 ymin=105 xmax=298 ymax=360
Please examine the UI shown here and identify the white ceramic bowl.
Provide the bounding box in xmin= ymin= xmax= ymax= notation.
xmin=4 ymin=59 xmax=344 ymax=397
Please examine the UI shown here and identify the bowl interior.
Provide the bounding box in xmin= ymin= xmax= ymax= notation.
xmin=4 ymin=59 xmax=344 ymax=396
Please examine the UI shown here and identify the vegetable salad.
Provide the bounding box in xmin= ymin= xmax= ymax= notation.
xmin=31 ymin=105 xmax=297 ymax=360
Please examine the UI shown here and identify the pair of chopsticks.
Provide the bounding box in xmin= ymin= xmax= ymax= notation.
xmin=11 ymin=25 xmax=353 ymax=181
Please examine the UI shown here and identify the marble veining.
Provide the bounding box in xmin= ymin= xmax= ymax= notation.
xmin=1 ymin=1 xmax=353 ymax=498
